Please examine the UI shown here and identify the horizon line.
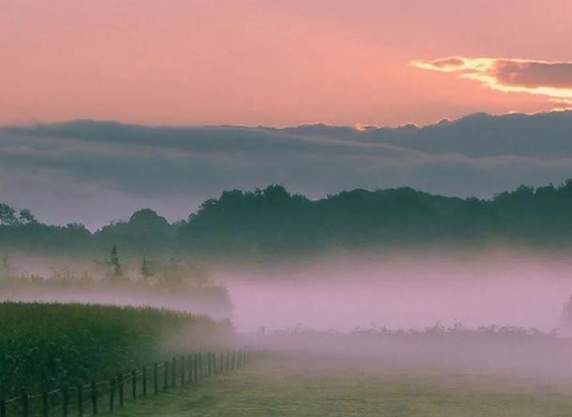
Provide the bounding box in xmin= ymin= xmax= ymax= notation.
xmin=3 ymin=109 xmax=572 ymax=132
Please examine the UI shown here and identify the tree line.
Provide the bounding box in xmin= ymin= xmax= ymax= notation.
xmin=3 ymin=182 xmax=572 ymax=261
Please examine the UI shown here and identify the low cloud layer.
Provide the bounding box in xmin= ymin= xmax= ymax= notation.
xmin=2 ymin=112 xmax=572 ymax=228
xmin=414 ymin=57 xmax=572 ymax=107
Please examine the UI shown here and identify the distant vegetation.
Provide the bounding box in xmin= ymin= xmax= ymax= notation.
xmin=0 ymin=260 xmax=233 ymax=321
xmin=0 ymin=302 xmax=232 ymax=396
xmin=269 ymin=322 xmax=560 ymax=341
xmin=4 ymin=181 xmax=572 ymax=262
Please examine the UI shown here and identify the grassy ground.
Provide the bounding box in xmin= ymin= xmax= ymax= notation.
xmin=116 ymin=352 xmax=572 ymax=417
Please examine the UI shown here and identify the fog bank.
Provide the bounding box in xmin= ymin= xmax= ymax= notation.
xmin=220 ymin=251 xmax=572 ymax=333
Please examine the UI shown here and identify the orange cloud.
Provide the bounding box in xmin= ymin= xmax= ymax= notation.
xmin=413 ymin=57 xmax=572 ymax=106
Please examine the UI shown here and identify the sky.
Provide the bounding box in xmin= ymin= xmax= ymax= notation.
xmin=2 ymin=0 xmax=572 ymax=227
xmin=1 ymin=0 xmax=572 ymax=128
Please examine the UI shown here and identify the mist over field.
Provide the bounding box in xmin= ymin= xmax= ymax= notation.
xmin=220 ymin=251 xmax=572 ymax=333
xmin=219 ymin=252 xmax=572 ymax=396
xmin=5 ymin=248 xmax=572 ymax=336
xmin=4 ymin=0 xmax=572 ymax=414
xmin=4 ymin=156 xmax=572 ymax=417
xmin=5 ymin=150 xmax=572 ymax=414
xmin=4 ymin=245 xmax=572 ymax=333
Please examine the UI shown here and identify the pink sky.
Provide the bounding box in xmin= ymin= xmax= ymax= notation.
xmin=1 ymin=0 xmax=571 ymax=127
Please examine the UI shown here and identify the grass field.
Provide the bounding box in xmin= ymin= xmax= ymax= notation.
xmin=115 ymin=352 xmax=572 ymax=417
xmin=5 ymin=302 xmax=572 ymax=416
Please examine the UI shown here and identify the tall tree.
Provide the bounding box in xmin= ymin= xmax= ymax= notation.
xmin=140 ymin=256 xmax=153 ymax=279
xmin=0 ymin=255 xmax=11 ymax=276
xmin=110 ymin=245 xmax=122 ymax=278
xmin=0 ymin=203 xmax=18 ymax=226
xmin=19 ymin=209 xmax=37 ymax=225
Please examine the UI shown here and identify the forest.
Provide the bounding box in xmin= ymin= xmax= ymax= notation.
xmin=3 ymin=181 xmax=572 ymax=262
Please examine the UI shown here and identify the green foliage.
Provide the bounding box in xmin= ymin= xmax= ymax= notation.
xmin=109 ymin=245 xmax=122 ymax=278
xmin=6 ymin=181 xmax=572 ymax=261
xmin=18 ymin=209 xmax=37 ymax=225
xmin=0 ymin=268 xmax=234 ymax=322
xmin=0 ymin=302 xmax=228 ymax=396
xmin=0 ymin=203 xmax=18 ymax=226
xmin=179 ymin=182 xmax=572 ymax=260
xmin=95 ymin=209 xmax=177 ymax=257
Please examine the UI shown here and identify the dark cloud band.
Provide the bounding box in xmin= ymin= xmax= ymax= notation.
xmin=2 ymin=112 xmax=572 ymax=228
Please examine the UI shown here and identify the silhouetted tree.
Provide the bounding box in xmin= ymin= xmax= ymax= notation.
xmin=5 ymin=182 xmax=572 ymax=261
xmin=0 ymin=254 xmax=11 ymax=276
xmin=18 ymin=209 xmax=37 ymax=225
xmin=109 ymin=245 xmax=122 ymax=278
xmin=140 ymin=256 xmax=153 ymax=279
xmin=0 ymin=203 xmax=18 ymax=226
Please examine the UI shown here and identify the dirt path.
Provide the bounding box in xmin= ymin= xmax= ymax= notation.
xmin=117 ymin=353 xmax=572 ymax=417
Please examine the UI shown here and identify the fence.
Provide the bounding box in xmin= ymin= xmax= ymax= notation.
xmin=0 ymin=349 xmax=249 ymax=417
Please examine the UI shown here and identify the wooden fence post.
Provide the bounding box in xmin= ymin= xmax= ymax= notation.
xmin=153 ymin=363 xmax=159 ymax=395
xmin=77 ymin=385 xmax=84 ymax=417
xmin=163 ymin=362 xmax=169 ymax=391
xmin=204 ymin=352 xmax=209 ymax=377
xmin=180 ymin=356 xmax=185 ymax=386
xmin=142 ymin=367 xmax=147 ymax=397
xmin=109 ymin=377 xmax=116 ymax=414
xmin=190 ymin=355 xmax=195 ymax=383
xmin=22 ymin=392 xmax=29 ymax=417
xmin=62 ymin=386 xmax=68 ymax=417
xmin=42 ymin=391 xmax=49 ymax=417
xmin=90 ymin=381 xmax=98 ymax=415
xmin=118 ymin=374 xmax=124 ymax=408
xmin=131 ymin=370 xmax=137 ymax=400
xmin=204 ymin=353 xmax=207 ymax=378
xmin=191 ymin=353 xmax=199 ymax=384
xmin=2 ymin=351 xmax=258 ymax=417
